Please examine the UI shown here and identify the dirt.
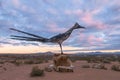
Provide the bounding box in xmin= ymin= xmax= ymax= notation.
xmin=0 ymin=61 xmax=120 ymax=80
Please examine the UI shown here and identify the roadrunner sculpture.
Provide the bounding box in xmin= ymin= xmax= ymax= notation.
xmin=10 ymin=22 xmax=85 ymax=54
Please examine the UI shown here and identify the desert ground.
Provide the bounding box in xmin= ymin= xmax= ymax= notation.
xmin=0 ymin=60 xmax=120 ymax=80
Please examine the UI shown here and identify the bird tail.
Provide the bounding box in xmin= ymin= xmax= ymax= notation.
xmin=10 ymin=28 xmax=49 ymax=43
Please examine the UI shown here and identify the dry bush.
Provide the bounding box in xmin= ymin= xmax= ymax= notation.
xmin=14 ymin=62 xmax=21 ymax=66
xmin=13 ymin=60 xmax=22 ymax=66
xmin=30 ymin=66 xmax=44 ymax=77
xmin=0 ymin=65 xmax=2 ymax=67
xmin=24 ymin=60 xmax=34 ymax=64
xmin=9 ymin=60 xmax=16 ymax=63
xmin=10 ymin=60 xmax=23 ymax=66
xmin=34 ymin=60 xmax=43 ymax=64
xmin=102 ymin=59 xmax=111 ymax=64
xmin=118 ymin=60 xmax=120 ymax=63
xmin=24 ymin=59 xmax=43 ymax=64
xmin=111 ymin=65 xmax=120 ymax=72
xmin=44 ymin=60 xmax=49 ymax=63
xmin=3 ymin=67 xmax=7 ymax=71
xmin=70 ymin=58 xmax=77 ymax=63
xmin=0 ymin=61 xmax=4 ymax=64
xmin=92 ymin=63 xmax=107 ymax=70
xmin=82 ymin=64 xmax=90 ymax=68
xmin=87 ymin=59 xmax=100 ymax=63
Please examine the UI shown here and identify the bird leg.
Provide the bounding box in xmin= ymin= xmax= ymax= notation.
xmin=59 ymin=43 xmax=63 ymax=54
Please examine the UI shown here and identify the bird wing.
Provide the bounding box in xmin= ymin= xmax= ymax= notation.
xmin=10 ymin=28 xmax=49 ymax=42
xmin=50 ymin=34 xmax=63 ymax=40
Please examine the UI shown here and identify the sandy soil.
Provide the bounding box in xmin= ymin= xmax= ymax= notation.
xmin=0 ymin=61 xmax=120 ymax=80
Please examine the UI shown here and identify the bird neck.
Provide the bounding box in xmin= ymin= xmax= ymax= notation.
xmin=66 ymin=27 xmax=74 ymax=34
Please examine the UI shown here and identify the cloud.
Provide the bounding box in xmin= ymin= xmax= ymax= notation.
xmin=0 ymin=0 xmax=120 ymax=53
xmin=0 ymin=37 xmax=40 ymax=47
xmin=12 ymin=0 xmax=21 ymax=8
xmin=0 ymin=0 xmax=3 ymax=8
xmin=65 ymin=9 xmax=83 ymax=16
xmin=46 ymin=21 xmax=66 ymax=33
xmin=42 ymin=0 xmax=55 ymax=4
xmin=46 ymin=8 xmax=58 ymax=15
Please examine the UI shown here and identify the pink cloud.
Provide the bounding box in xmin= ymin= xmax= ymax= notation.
xmin=12 ymin=0 xmax=21 ymax=8
xmin=85 ymin=35 xmax=104 ymax=47
xmin=79 ymin=10 xmax=107 ymax=30
xmin=77 ymin=34 xmax=104 ymax=47
xmin=77 ymin=33 xmax=86 ymax=42
xmin=65 ymin=9 xmax=83 ymax=15
xmin=72 ymin=0 xmax=83 ymax=6
xmin=11 ymin=0 xmax=36 ymax=14
xmin=47 ymin=8 xmax=58 ymax=15
xmin=46 ymin=22 xmax=66 ymax=33
xmin=43 ymin=0 xmax=56 ymax=4
xmin=88 ymin=35 xmax=103 ymax=42
xmin=65 ymin=8 xmax=107 ymax=30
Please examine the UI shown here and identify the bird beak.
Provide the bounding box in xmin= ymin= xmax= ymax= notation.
xmin=79 ymin=26 xmax=86 ymax=29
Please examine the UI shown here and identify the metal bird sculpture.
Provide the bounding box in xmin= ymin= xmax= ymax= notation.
xmin=10 ymin=22 xmax=85 ymax=54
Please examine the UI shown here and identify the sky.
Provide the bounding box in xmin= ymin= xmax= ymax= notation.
xmin=0 ymin=0 xmax=120 ymax=54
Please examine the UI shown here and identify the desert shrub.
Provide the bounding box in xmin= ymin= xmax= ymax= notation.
xmin=10 ymin=60 xmax=21 ymax=66
xmin=30 ymin=66 xmax=44 ymax=77
xmin=9 ymin=60 xmax=16 ymax=63
xmin=92 ymin=64 xmax=107 ymax=70
xmin=34 ymin=60 xmax=43 ymax=64
xmin=102 ymin=59 xmax=111 ymax=64
xmin=82 ymin=65 xmax=90 ymax=68
xmin=44 ymin=60 xmax=48 ymax=63
xmin=24 ymin=59 xmax=44 ymax=64
xmin=87 ymin=59 xmax=91 ymax=63
xmin=3 ymin=67 xmax=7 ymax=71
xmin=93 ymin=60 xmax=101 ymax=63
xmin=118 ymin=60 xmax=120 ymax=63
xmin=24 ymin=60 xmax=34 ymax=64
xmin=70 ymin=58 xmax=77 ymax=62
xmin=87 ymin=59 xmax=100 ymax=63
xmin=100 ymin=66 xmax=107 ymax=70
xmin=0 ymin=61 xmax=4 ymax=64
xmin=111 ymin=65 xmax=120 ymax=72
xmin=14 ymin=61 xmax=21 ymax=66
xmin=10 ymin=60 xmax=22 ymax=66
xmin=36 ymin=58 xmax=44 ymax=62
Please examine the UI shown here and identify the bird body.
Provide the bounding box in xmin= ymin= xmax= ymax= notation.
xmin=10 ymin=22 xmax=85 ymax=54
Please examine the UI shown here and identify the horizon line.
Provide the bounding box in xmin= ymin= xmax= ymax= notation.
xmin=0 ymin=50 xmax=120 ymax=54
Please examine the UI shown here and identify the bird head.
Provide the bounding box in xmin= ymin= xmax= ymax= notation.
xmin=73 ymin=22 xmax=85 ymax=29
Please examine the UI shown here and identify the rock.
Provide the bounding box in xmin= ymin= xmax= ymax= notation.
xmin=53 ymin=54 xmax=72 ymax=67
xmin=56 ymin=66 xmax=73 ymax=72
xmin=45 ymin=66 xmax=53 ymax=72
xmin=53 ymin=54 xmax=74 ymax=72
